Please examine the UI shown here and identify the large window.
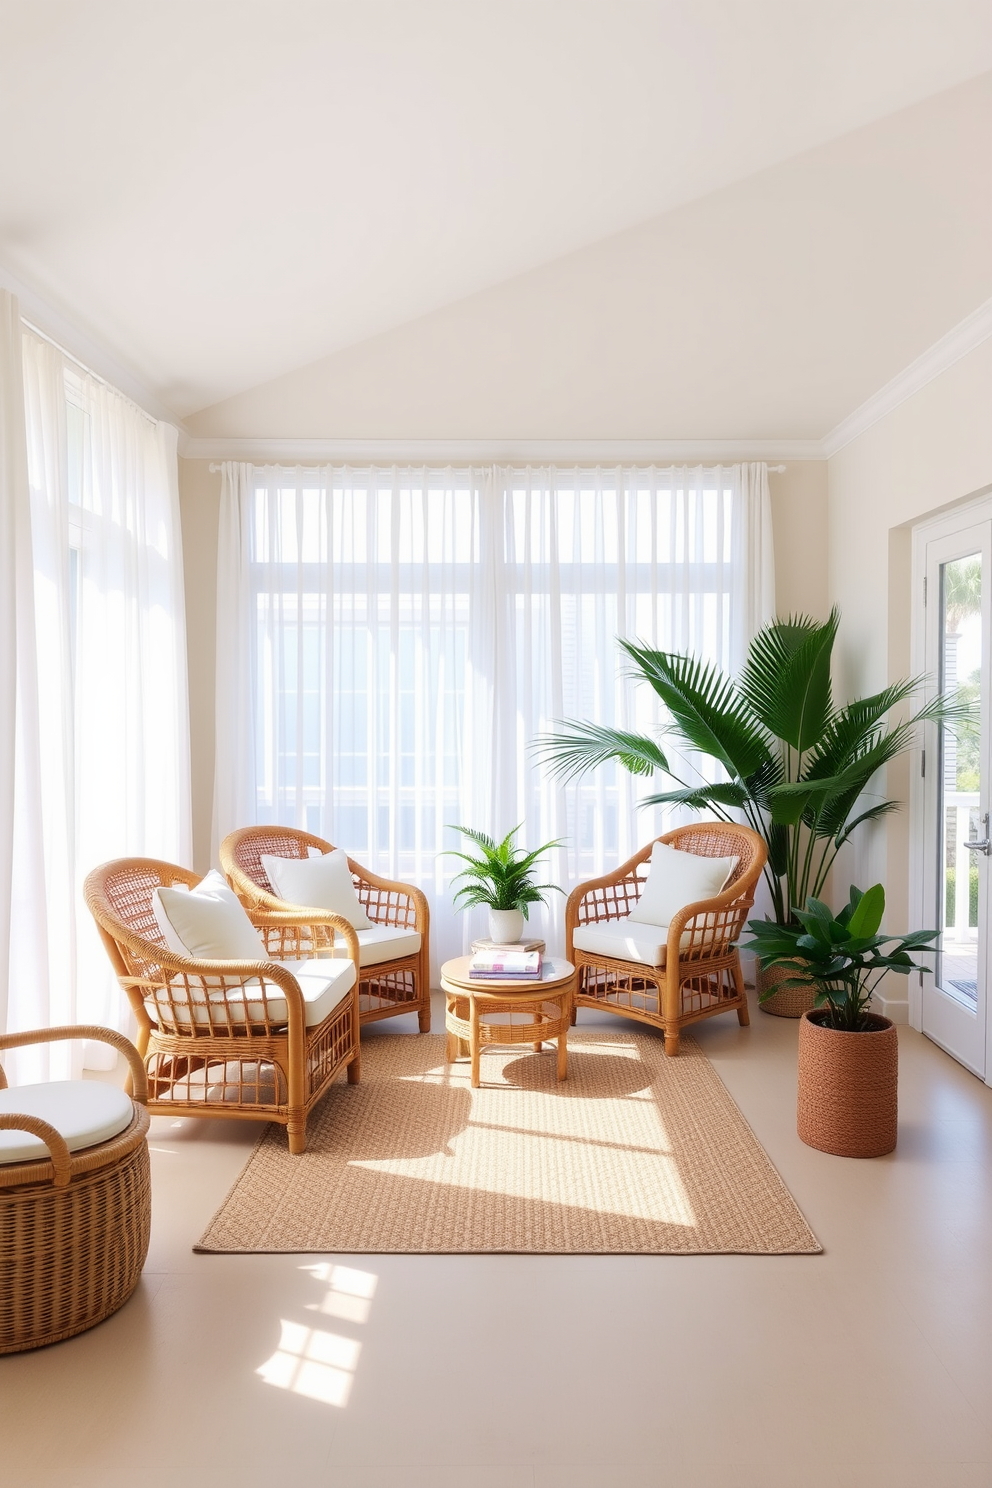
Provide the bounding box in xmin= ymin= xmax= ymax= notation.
xmin=223 ymin=462 xmax=765 ymax=970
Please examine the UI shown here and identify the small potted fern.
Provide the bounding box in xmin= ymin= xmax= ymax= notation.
xmin=445 ymin=825 xmax=563 ymax=944
xmin=745 ymin=884 xmax=937 ymax=1157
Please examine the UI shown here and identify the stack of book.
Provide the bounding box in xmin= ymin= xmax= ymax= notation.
xmin=468 ymin=947 xmax=543 ymax=980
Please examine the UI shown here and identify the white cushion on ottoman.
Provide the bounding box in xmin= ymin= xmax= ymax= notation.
xmin=0 ymin=1081 xmax=135 ymax=1164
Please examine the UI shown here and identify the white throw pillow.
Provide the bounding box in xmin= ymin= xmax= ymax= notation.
xmin=261 ymin=848 xmax=372 ymax=930
xmin=152 ymin=869 xmax=268 ymax=961
xmin=627 ymin=841 xmax=738 ymax=927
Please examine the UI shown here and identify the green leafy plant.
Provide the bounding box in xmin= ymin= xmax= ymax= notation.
xmin=743 ymin=884 xmax=937 ymax=1032
xmin=443 ymin=825 xmax=563 ymax=917
xmin=536 ymin=608 xmax=967 ymax=924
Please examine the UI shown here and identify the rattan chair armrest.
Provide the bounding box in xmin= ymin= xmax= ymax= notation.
xmin=0 ymin=1025 xmax=148 ymax=1103
xmin=350 ymin=862 xmax=429 ymax=929
xmin=0 ymin=1113 xmax=72 ymax=1186
xmin=666 ymin=881 xmax=755 ymax=967
xmin=250 ymin=907 xmax=361 ymax=964
xmin=150 ymin=956 xmax=310 ymax=1030
xmin=565 ymin=843 xmax=654 ymax=931
xmin=577 ymin=842 xmax=655 ymax=897
xmin=666 ymin=881 xmax=747 ymax=935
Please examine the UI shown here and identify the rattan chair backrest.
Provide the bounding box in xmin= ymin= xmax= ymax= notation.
xmin=222 ymin=825 xmax=335 ymax=896
xmin=84 ymin=859 xmax=199 ymax=977
xmin=658 ymin=821 xmax=765 ymax=895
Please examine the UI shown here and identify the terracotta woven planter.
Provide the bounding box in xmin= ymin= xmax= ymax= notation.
xmin=757 ymin=960 xmax=816 ymax=1019
xmin=797 ymin=1009 xmax=898 ymax=1158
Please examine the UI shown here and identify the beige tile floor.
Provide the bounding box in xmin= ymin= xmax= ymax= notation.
xmin=3 ymin=989 xmax=992 ymax=1488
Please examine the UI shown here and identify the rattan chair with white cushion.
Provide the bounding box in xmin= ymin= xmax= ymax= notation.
xmin=565 ymin=821 xmax=767 ymax=1055
xmin=0 ymin=1025 xmax=151 ymax=1353
xmin=220 ymin=826 xmax=431 ymax=1032
xmin=84 ymin=859 xmax=360 ymax=1154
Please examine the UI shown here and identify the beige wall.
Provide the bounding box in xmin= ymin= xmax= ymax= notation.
xmin=177 ymin=458 xmax=223 ymax=876
xmin=769 ymin=462 xmax=829 ymax=620
xmin=826 ymin=337 xmax=992 ymax=975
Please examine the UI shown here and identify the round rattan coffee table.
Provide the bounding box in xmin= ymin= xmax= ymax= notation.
xmin=440 ymin=955 xmax=577 ymax=1089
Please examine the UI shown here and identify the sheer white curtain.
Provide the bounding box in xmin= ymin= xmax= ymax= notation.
xmin=491 ymin=463 xmax=769 ymax=952
xmin=0 ymin=301 xmax=191 ymax=1077
xmin=214 ymin=464 xmax=495 ymax=973
xmin=217 ymin=460 xmax=774 ymax=975
xmin=212 ymin=462 xmax=257 ymax=857
xmin=0 ymin=292 xmax=34 ymax=1056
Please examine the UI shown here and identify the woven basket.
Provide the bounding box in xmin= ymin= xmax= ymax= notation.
xmin=757 ymin=960 xmax=817 ymax=1018
xmin=0 ymin=1109 xmax=151 ymax=1354
xmin=796 ymin=1010 xmax=898 ymax=1158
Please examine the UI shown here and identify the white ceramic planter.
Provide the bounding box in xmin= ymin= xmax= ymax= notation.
xmin=488 ymin=908 xmax=525 ymax=944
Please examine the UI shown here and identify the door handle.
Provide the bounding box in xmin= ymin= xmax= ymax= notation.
xmin=964 ymin=811 xmax=992 ymax=856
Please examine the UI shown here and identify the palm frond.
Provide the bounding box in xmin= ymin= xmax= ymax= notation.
xmin=805 ymin=678 xmax=927 ymax=780
xmin=532 ymin=722 xmax=669 ymax=784
xmin=770 ymin=726 xmax=916 ymax=829
xmin=831 ymin=799 xmax=900 ymax=848
xmin=738 ymin=608 xmax=839 ymax=754
xmin=639 ymin=782 xmax=750 ymax=811
xmin=619 ymin=640 xmax=771 ymax=781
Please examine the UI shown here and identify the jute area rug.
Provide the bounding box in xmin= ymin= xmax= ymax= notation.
xmin=196 ymin=1030 xmax=820 ymax=1255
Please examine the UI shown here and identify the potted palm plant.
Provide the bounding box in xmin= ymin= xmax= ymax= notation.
xmin=536 ymin=608 xmax=961 ymax=1013
xmin=444 ymin=825 xmax=563 ymax=944
xmin=744 ymin=885 xmax=937 ymax=1156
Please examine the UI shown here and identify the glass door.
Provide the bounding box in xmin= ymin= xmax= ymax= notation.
xmin=921 ymin=521 xmax=990 ymax=1079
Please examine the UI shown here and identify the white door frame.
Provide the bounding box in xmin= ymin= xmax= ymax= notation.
xmin=910 ymin=489 xmax=992 ymax=1085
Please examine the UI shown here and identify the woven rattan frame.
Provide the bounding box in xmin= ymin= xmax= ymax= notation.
xmin=220 ymin=826 xmax=432 ymax=1032
xmin=83 ymin=858 xmax=361 ymax=1154
xmin=565 ymin=822 xmax=767 ymax=1055
xmin=0 ymin=1025 xmax=151 ymax=1354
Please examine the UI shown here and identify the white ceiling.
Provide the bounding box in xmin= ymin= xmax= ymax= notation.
xmin=2 ymin=1 xmax=992 ymax=425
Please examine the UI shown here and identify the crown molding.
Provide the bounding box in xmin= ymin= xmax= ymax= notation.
xmin=177 ymin=435 xmax=822 ymax=465
xmin=0 ymin=259 xmax=188 ymax=431
xmin=821 ymin=297 xmax=992 ymax=458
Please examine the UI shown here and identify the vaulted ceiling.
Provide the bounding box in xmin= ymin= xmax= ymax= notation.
xmin=2 ymin=1 xmax=991 ymax=435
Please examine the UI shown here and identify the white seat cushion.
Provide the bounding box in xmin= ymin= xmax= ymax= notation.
xmin=572 ymin=918 xmax=671 ymax=968
xmin=153 ymin=869 xmax=268 ymax=960
xmin=327 ymin=924 xmax=421 ymax=968
xmin=0 ymin=1081 xmax=135 ymax=1165
xmin=145 ymin=957 xmax=356 ymax=1032
xmin=627 ymin=841 xmax=738 ymax=926
xmin=573 ymin=913 xmax=724 ymax=968
xmin=261 ymin=848 xmax=372 ymax=930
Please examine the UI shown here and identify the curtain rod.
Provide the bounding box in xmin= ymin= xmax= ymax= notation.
xmin=22 ymin=317 xmax=158 ymax=428
xmin=209 ymin=460 xmax=788 ymax=474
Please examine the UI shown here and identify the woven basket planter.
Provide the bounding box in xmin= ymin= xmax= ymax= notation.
xmin=0 ymin=1110 xmax=151 ymax=1354
xmin=757 ymin=960 xmax=816 ymax=1019
xmin=796 ymin=1009 xmax=898 ymax=1158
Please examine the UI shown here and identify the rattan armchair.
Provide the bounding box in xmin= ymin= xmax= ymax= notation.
xmin=565 ymin=821 xmax=767 ymax=1055
xmin=1 ymin=1025 xmax=151 ymax=1353
xmin=84 ymin=858 xmax=360 ymax=1154
xmin=220 ymin=826 xmax=432 ymax=1032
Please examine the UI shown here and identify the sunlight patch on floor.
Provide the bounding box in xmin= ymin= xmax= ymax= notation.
xmin=303 ymin=1262 xmax=378 ymax=1324
xmin=256 ymin=1263 xmax=378 ymax=1405
xmin=257 ymin=1320 xmax=360 ymax=1405
xmin=355 ymin=1049 xmax=697 ymax=1225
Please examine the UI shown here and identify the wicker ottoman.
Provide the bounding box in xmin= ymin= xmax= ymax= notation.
xmin=0 ymin=1026 xmax=152 ymax=1354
